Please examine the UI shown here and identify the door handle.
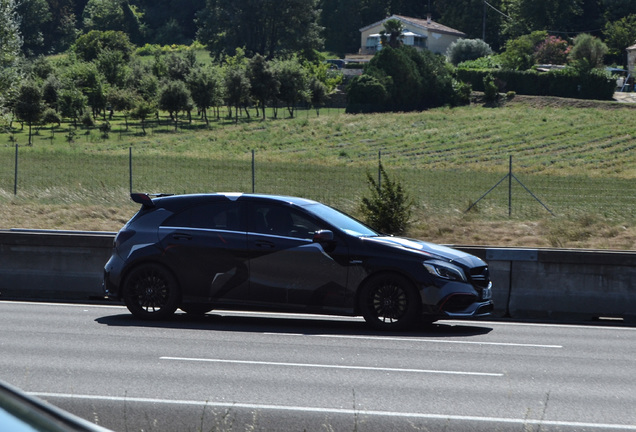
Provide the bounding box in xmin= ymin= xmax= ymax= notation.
xmin=255 ymin=240 xmax=275 ymax=248
xmin=172 ymin=233 xmax=192 ymax=241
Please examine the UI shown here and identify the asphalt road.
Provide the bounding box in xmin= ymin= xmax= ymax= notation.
xmin=1 ymin=300 xmax=635 ymax=432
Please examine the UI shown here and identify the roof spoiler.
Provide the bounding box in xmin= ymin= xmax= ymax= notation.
xmin=130 ymin=193 xmax=173 ymax=208
xmin=130 ymin=193 xmax=155 ymax=208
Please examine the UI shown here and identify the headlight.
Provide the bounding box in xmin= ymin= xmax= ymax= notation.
xmin=423 ymin=260 xmax=466 ymax=282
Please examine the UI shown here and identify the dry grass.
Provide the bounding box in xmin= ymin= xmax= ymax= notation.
xmin=2 ymin=94 xmax=636 ymax=250
xmin=2 ymin=198 xmax=635 ymax=250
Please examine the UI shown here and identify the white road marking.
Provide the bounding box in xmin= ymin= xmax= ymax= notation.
xmin=308 ymin=334 xmax=564 ymax=348
xmin=30 ymin=392 xmax=636 ymax=430
xmin=159 ymin=357 xmax=503 ymax=377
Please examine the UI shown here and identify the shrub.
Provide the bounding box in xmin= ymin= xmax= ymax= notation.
xmin=483 ymin=74 xmax=499 ymax=102
xmin=534 ymin=36 xmax=570 ymax=65
xmin=360 ymin=163 xmax=412 ymax=235
xmin=346 ymin=75 xmax=388 ymax=113
xmin=568 ymin=33 xmax=608 ymax=71
xmin=446 ymin=39 xmax=493 ymax=66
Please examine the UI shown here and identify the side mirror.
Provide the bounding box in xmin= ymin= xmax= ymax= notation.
xmin=312 ymin=230 xmax=334 ymax=243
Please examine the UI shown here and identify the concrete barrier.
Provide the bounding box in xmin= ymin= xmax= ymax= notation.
xmin=1 ymin=230 xmax=635 ymax=323
xmin=458 ymin=246 xmax=636 ymax=323
xmin=0 ymin=230 xmax=114 ymax=301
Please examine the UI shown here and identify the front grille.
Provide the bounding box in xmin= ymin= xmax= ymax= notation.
xmin=439 ymin=293 xmax=478 ymax=313
xmin=468 ymin=266 xmax=490 ymax=289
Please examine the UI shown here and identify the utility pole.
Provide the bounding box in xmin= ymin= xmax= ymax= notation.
xmin=482 ymin=0 xmax=487 ymax=41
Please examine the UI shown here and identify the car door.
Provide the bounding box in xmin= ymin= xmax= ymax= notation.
xmin=158 ymin=199 xmax=249 ymax=303
xmin=247 ymin=200 xmax=349 ymax=311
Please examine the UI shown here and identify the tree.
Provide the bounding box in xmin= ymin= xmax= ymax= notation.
xmin=360 ymin=163 xmax=412 ymax=235
xmin=501 ymin=0 xmax=584 ymax=39
xmin=64 ymin=61 xmax=107 ymax=118
xmin=42 ymin=74 xmax=61 ymax=110
xmin=499 ymin=30 xmax=548 ymax=70
xmin=0 ymin=0 xmax=22 ymax=112
xmin=349 ymin=45 xmax=457 ymax=112
xmin=603 ymin=14 xmax=636 ymax=68
xmin=82 ymin=0 xmax=143 ymax=37
xmin=271 ymin=57 xmax=309 ymax=118
xmin=568 ymin=33 xmax=608 ymax=71
xmin=106 ymin=86 xmax=135 ymax=127
xmin=247 ymin=54 xmax=279 ymax=120
xmin=446 ymin=38 xmax=493 ymax=66
xmin=158 ymin=80 xmax=193 ymax=130
xmin=320 ymin=0 xmax=362 ymax=56
xmin=17 ymin=0 xmax=52 ymax=56
xmin=15 ymin=81 xmax=44 ymax=145
xmin=187 ymin=65 xmax=223 ymax=124
xmin=97 ymin=49 xmax=128 ymax=86
xmin=308 ymin=76 xmax=328 ymax=116
xmin=58 ymin=87 xmax=87 ymax=128
xmin=380 ymin=19 xmax=404 ymax=49
xmin=130 ymin=97 xmax=156 ymax=134
xmin=42 ymin=107 xmax=61 ymax=127
xmin=534 ymin=35 xmax=570 ymax=65
xmin=196 ymin=0 xmax=324 ymax=59
xmin=435 ymin=0 xmax=506 ymax=50
xmin=365 ymin=46 xmax=423 ymax=111
xmin=223 ymin=67 xmax=251 ymax=122
xmin=73 ymin=30 xmax=133 ymax=62
xmin=346 ymin=74 xmax=388 ymax=112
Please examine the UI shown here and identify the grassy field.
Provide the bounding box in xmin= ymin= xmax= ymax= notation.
xmin=2 ymin=94 xmax=636 ymax=249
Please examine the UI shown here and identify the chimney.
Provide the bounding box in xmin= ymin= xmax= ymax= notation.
xmin=427 ymin=13 xmax=431 ymax=24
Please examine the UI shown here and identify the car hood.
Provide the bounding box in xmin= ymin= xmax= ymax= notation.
xmin=365 ymin=236 xmax=486 ymax=268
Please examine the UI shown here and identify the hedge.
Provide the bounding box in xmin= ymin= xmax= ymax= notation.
xmin=456 ymin=68 xmax=616 ymax=100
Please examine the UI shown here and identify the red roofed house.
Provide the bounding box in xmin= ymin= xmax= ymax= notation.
xmin=359 ymin=14 xmax=466 ymax=56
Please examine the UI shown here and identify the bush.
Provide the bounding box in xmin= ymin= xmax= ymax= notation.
xmin=446 ymin=39 xmax=493 ymax=66
xmin=483 ymin=74 xmax=499 ymax=102
xmin=360 ymin=163 xmax=412 ymax=235
xmin=455 ymin=67 xmax=615 ymax=100
xmin=348 ymin=46 xmax=457 ymax=112
xmin=534 ymin=36 xmax=570 ymax=65
xmin=346 ymin=75 xmax=388 ymax=113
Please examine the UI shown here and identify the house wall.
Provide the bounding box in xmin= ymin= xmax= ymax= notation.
xmin=360 ymin=22 xmax=461 ymax=55
xmin=426 ymin=32 xmax=459 ymax=55
xmin=628 ymin=49 xmax=636 ymax=75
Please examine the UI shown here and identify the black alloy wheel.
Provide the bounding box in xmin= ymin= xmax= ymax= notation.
xmin=122 ymin=263 xmax=180 ymax=320
xmin=360 ymin=274 xmax=420 ymax=330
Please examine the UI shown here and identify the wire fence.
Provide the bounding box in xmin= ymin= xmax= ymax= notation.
xmin=1 ymin=143 xmax=635 ymax=220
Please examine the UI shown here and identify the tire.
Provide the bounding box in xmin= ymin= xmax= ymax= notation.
xmin=122 ymin=263 xmax=180 ymax=320
xmin=180 ymin=304 xmax=214 ymax=316
xmin=359 ymin=273 xmax=421 ymax=330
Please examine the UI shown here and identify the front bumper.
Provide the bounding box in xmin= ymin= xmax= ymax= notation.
xmin=421 ymin=280 xmax=494 ymax=318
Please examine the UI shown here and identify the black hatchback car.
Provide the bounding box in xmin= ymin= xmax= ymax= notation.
xmin=104 ymin=193 xmax=493 ymax=330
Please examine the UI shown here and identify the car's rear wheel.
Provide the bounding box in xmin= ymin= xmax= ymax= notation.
xmin=359 ymin=273 xmax=421 ymax=330
xmin=123 ymin=263 xmax=180 ymax=320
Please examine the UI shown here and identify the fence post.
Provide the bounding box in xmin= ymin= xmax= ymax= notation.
xmin=508 ymin=155 xmax=512 ymax=217
xmin=251 ymin=149 xmax=255 ymax=193
xmin=378 ymin=150 xmax=382 ymax=190
xmin=129 ymin=147 xmax=133 ymax=193
xmin=14 ymin=143 xmax=18 ymax=195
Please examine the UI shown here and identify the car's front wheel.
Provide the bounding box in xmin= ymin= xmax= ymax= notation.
xmin=359 ymin=273 xmax=421 ymax=330
xmin=122 ymin=263 xmax=180 ymax=320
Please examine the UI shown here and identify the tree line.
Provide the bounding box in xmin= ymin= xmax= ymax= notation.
xmin=3 ymin=0 xmax=636 ymax=60
xmin=9 ymin=43 xmax=343 ymax=144
xmin=3 ymin=0 xmax=636 ymax=138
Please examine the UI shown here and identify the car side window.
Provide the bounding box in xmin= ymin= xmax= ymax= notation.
xmin=163 ymin=201 xmax=244 ymax=231
xmin=250 ymin=204 xmax=320 ymax=240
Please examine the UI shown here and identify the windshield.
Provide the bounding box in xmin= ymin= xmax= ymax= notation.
xmin=303 ymin=203 xmax=379 ymax=237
